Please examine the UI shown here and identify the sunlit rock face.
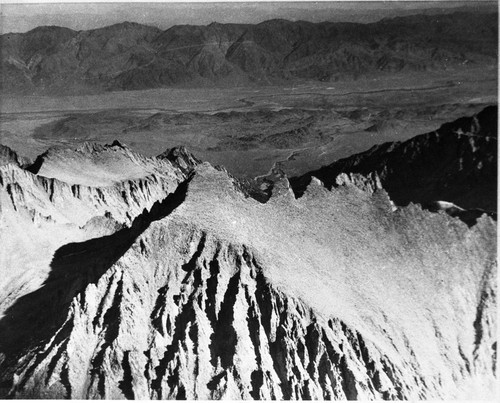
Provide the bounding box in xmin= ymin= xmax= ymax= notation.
xmin=0 ymin=110 xmax=496 ymax=399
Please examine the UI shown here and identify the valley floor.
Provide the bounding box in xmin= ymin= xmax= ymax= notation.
xmin=0 ymin=67 xmax=496 ymax=179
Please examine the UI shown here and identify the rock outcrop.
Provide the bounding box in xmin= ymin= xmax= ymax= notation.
xmin=0 ymin=140 xmax=496 ymax=399
xmin=0 ymin=145 xmax=29 ymax=168
xmin=157 ymin=146 xmax=202 ymax=175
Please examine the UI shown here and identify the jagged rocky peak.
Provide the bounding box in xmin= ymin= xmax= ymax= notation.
xmin=0 ymin=144 xmax=30 ymax=168
xmin=158 ymin=145 xmax=202 ymax=174
xmin=0 ymin=145 xmax=20 ymax=167
xmin=334 ymin=171 xmax=383 ymax=194
xmin=77 ymin=139 xmax=127 ymax=153
xmin=268 ymin=176 xmax=295 ymax=202
xmin=0 ymin=161 xmax=495 ymax=399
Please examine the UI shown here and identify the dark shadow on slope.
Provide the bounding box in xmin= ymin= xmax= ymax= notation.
xmin=289 ymin=105 xmax=498 ymax=226
xmin=25 ymin=152 xmax=46 ymax=175
xmin=0 ymin=176 xmax=191 ymax=389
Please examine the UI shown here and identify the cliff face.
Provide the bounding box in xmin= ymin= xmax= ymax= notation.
xmin=0 ymin=150 xmax=496 ymax=399
xmin=1 ymin=11 xmax=497 ymax=93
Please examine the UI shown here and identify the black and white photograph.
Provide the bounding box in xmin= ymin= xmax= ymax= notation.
xmin=0 ymin=0 xmax=497 ymax=399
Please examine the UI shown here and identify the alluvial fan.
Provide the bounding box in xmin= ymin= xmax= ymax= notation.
xmin=0 ymin=110 xmax=497 ymax=399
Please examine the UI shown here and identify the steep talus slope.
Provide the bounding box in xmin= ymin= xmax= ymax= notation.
xmin=290 ymin=105 xmax=498 ymax=221
xmin=0 ymin=162 xmax=496 ymax=399
xmin=1 ymin=11 xmax=497 ymax=93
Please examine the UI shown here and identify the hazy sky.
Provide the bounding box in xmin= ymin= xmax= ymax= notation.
xmin=0 ymin=1 xmax=496 ymax=34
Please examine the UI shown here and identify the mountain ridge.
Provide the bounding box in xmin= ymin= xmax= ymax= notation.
xmin=0 ymin=153 xmax=496 ymax=399
xmin=0 ymin=105 xmax=497 ymax=398
xmin=1 ymin=11 xmax=497 ymax=93
xmin=289 ymin=105 xmax=498 ymax=223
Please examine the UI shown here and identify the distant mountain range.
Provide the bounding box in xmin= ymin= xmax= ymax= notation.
xmin=1 ymin=10 xmax=497 ymax=94
xmin=2 ymin=2 xmax=496 ymax=35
